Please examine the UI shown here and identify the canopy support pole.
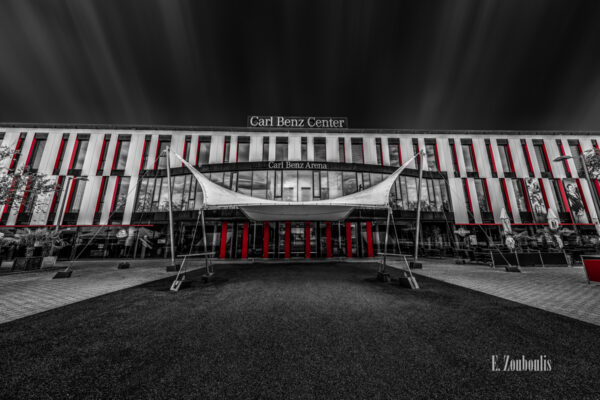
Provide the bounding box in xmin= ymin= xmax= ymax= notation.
xmin=413 ymin=150 xmax=425 ymax=266
xmin=200 ymin=207 xmax=212 ymax=274
xmin=380 ymin=206 xmax=392 ymax=274
xmin=166 ymin=146 xmax=176 ymax=269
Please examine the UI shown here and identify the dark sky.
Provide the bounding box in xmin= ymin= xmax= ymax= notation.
xmin=1 ymin=0 xmax=600 ymax=130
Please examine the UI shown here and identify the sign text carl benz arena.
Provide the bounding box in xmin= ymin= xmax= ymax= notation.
xmin=248 ymin=115 xmax=348 ymax=128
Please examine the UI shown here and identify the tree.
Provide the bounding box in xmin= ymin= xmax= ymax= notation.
xmin=0 ymin=145 xmax=57 ymax=216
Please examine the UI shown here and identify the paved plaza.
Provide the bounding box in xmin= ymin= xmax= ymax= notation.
xmin=401 ymin=259 xmax=600 ymax=326
xmin=1 ymin=258 xmax=600 ymax=327
xmin=0 ymin=259 xmax=205 ymax=324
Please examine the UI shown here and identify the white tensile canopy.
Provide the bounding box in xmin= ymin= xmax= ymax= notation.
xmin=172 ymin=150 xmax=419 ymax=222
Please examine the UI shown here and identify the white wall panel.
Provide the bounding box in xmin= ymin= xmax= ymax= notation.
xmin=363 ymin=137 xmax=376 ymax=165
xmin=448 ymin=178 xmax=468 ymax=223
xmin=326 ymin=137 xmax=339 ymax=162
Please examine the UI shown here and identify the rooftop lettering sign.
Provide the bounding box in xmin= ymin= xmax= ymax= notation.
xmin=268 ymin=161 xmax=328 ymax=170
xmin=248 ymin=116 xmax=348 ymax=129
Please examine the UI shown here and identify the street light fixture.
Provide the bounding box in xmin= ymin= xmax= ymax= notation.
xmin=50 ymin=176 xmax=88 ymax=272
xmin=54 ymin=176 xmax=88 ymax=231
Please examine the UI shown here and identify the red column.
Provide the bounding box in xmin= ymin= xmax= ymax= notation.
xmin=366 ymin=221 xmax=373 ymax=257
xmin=464 ymin=180 xmax=473 ymax=214
xmin=24 ymin=138 xmax=36 ymax=166
xmin=576 ymin=179 xmax=590 ymax=216
xmin=326 ymin=222 xmax=332 ymax=258
xmin=538 ymin=178 xmax=549 ymax=210
xmin=304 ymin=222 xmax=311 ymax=258
xmin=558 ymin=180 xmax=571 ymax=213
xmin=284 ymin=221 xmax=291 ymax=258
xmin=263 ymin=222 xmax=269 ymax=258
xmin=346 ymin=222 xmax=353 ymax=258
xmin=219 ymin=222 xmax=228 ymax=259
xmin=501 ymin=179 xmax=512 ymax=214
xmin=241 ymin=222 xmax=249 ymax=259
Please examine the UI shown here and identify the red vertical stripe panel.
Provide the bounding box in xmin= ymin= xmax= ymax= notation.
xmin=219 ymin=222 xmax=228 ymax=259
xmin=326 ymin=221 xmax=332 ymax=258
xmin=284 ymin=222 xmax=291 ymax=258
xmin=263 ymin=222 xmax=269 ymax=258
xmin=366 ymin=221 xmax=373 ymax=257
xmin=345 ymin=222 xmax=353 ymax=258
xmin=241 ymin=222 xmax=249 ymax=259
xmin=304 ymin=222 xmax=311 ymax=258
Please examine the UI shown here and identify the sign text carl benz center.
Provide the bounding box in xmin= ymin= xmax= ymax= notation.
xmin=248 ymin=115 xmax=348 ymax=129
xmin=268 ymin=161 xmax=328 ymax=170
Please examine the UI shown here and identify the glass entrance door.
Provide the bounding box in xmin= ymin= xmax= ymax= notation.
xmin=290 ymin=222 xmax=304 ymax=258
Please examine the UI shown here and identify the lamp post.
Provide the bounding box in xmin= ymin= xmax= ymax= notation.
xmin=52 ymin=175 xmax=88 ymax=279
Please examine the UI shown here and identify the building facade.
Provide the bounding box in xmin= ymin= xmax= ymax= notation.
xmin=1 ymin=123 xmax=599 ymax=260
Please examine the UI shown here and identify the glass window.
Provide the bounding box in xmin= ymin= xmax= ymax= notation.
xmin=282 ymin=170 xmax=297 ymax=201
xmin=375 ymin=138 xmax=382 ymax=165
xmin=275 ymin=170 xmax=282 ymax=198
xmin=551 ymin=180 xmax=566 ymax=212
xmin=114 ymin=177 xmax=130 ymax=212
xmin=406 ymin=177 xmax=418 ymax=209
xmin=198 ymin=138 xmax=210 ymax=165
xmin=439 ymin=179 xmax=449 ymax=211
xmin=388 ymin=139 xmax=400 ymax=167
xmin=342 ymin=172 xmax=357 ymax=195
xmin=73 ymin=138 xmax=89 ymax=170
xmin=569 ymin=143 xmax=583 ymax=171
xmin=135 ymin=178 xmax=149 ymax=212
xmin=426 ymin=143 xmax=437 ymax=171
xmin=151 ymin=178 xmax=161 ymax=210
xmin=237 ymin=137 xmax=250 ymax=162
xmin=253 ymin=171 xmax=267 ymax=199
xmin=183 ymin=136 xmax=191 ymax=162
xmin=338 ymin=138 xmax=345 ymax=162
xmin=158 ymin=177 xmax=169 ymax=211
xmin=534 ymin=144 xmax=549 ymax=173
xmin=362 ymin=172 xmax=371 ymax=189
xmin=329 ymin=171 xmax=342 ymax=199
xmin=115 ymin=138 xmax=130 ymax=170
xmin=433 ymin=179 xmax=443 ymax=211
xmin=172 ymin=176 xmax=185 ymax=211
xmin=314 ymin=138 xmax=326 ymax=161
xmin=320 ymin=171 xmax=329 ymax=199
xmin=238 ymin=171 xmax=252 ymax=195
xmin=313 ymin=172 xmax=321 ymax=198
xmin=69 ymin=180 xmax=87 ymax=212
xmin=351 ymin=139 xmax=363 ymax=163
xmin=157 ymin=141 xmax=170 ymax=169
xmin=461 ymin=143 xmax=474 ymax=172
xmin=223 ymin=136 xmax=231 ymax=163
xmin=267 ymin=170 xmax=275 ymax=199
xmin=276 ymin=137 xmax=288 ymax=160
xmin=29 ymin=138 xmax=47 ymax=170
xmin=298 ymin=170 xmax=312 ymax=201
xmin=98 ymin=137 xmax=110 ymax=171
xmin=262 ymin=137 xmax=269 ymax=161
xmin=412 ymin=142 xmax=420 ymax=169
xmin=371 ymin=173 xmax=383 ymax=186
xmin=449 ymin=140 xmax=459 ymax=173
xmin=498 ymin=143 xmax=512 ymax=173
xmin=512 ymin=180 xmax=528 ymax=212
xmin=474 ymin=179 xmax=490 ymax=212
xmin=301 ymin=137 xmax=307 ymax=161
xmin=230 ymin=172 xmax=238 ymax=191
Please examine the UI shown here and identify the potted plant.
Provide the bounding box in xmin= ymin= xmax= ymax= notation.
xmin=14 ymin=228 xmax=63 ymax=270
xmin=0 ymin=232 xmax=18 ymax=269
